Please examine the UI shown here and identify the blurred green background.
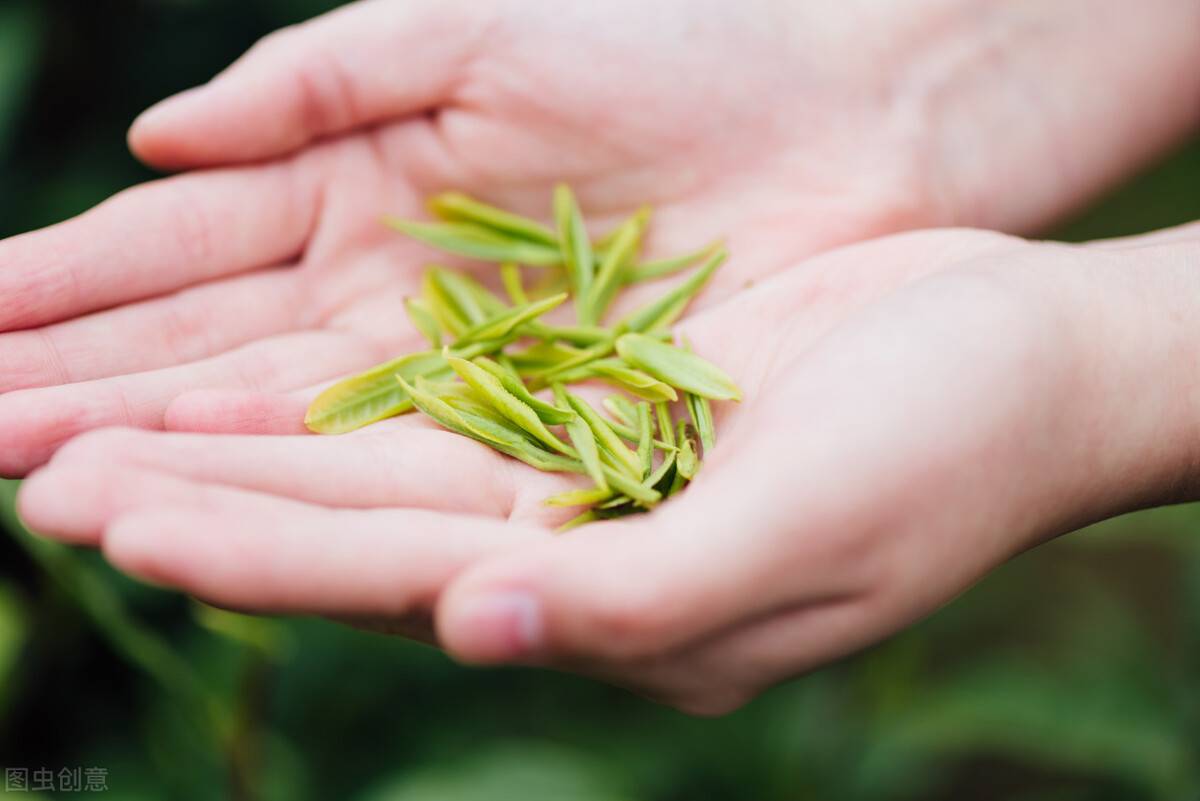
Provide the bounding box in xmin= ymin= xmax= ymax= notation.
xmin=2 ymin=1 xmax=1200 ymax=799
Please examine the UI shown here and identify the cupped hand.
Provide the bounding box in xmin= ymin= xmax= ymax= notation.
xmin=8 ymin=0 xmax=1192 ymax=476
xmin=28 ymin=226 xmax=1196 ymax=714
xmin=0 ymin=0 xmax=946 ymax=476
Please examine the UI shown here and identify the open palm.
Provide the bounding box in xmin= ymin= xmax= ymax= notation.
xmin=24 ymin=228 xmax=1110 ymax=713
xmin=0 ymin=0 xmax=966 ymax=476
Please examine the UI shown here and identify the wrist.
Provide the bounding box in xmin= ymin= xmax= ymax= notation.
xmin=892 ymin=0 xmax=1200 ymax=233
xmin=1051 ymin=240 xmax=1200 ymax=520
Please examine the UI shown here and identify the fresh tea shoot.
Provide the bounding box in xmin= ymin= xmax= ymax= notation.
xmin=306 ymin=186 xmax=740 ymax=528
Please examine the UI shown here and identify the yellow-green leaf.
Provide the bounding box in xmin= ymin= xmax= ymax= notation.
xmin=615 ymin=333 xmax=741 ymax=401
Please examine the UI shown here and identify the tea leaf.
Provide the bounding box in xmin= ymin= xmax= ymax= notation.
xmin=584 ymin=216 xmax=641 ymax=324
xmin=620 ymin=246 xmax=726 ymax=333
xmin=305 ymin=351 xmax=450 ymax=434
xmin=385 ymin=217 xmax=562 ymax=266
xmin=421 ymin=271 xmax=471 ymax=336
xmin=562 ymin=389 xmax=643 ymax=479
xmin=506 ymin=340 xmax=583 ymax=372
xmin=405 ymin=377 xmax=580 ymax=473
xmin=676 ymin=420 xmax=700 ymax=480
xmin=428 ymin=267 xmax=507 ymax=323
xmin=557 ymin=359 xmax=679 ymax=402
xmin=500 ymin=261 xmax=529 ymax=306
xmin=556 ymin=509 xmax=598 ymax=533
xmin=428 ymin=191 xmax=558 ymax=246
xmin=655 ymin=401 xmax=676 ymax=449
xmin=553 ymin=384 xmax=607 ymax=492
xmin=553 ymin=184 xmax=595 ymax=313
xmin=529 ymin=323 xmax=613 ymax=346
xmin=636 ymin=402 xmax=653 ymax=478
xmin=601 ymin=395 xmax=639 ymax=429
xmin=476 ymin=357 xmax=575 ymax=425
xmin=527 ymin=340 xmax=614 ymax=387
xmin=445 ymin=352 xmax=573 ymax=454
xmin=644 ymin=449 xmax=677 ymax=491
xmin=456 ymin=293 xmax=568 ymax=345
xmin=593 ymin=205 xmax=651 ymax=253
xmin=616 ymin=333 xmax=742 ymax=401
xmin=404 ymin=297 xmax=442 ymax=349
xmin=687 ymin=392 xmax=716 ymax=452
xmin=602 ymin=464 xmax=661 ymax=506
xmin=528 ymin=265 xmax=570 ymax=300
xmin=625 ymin=240 xmax=723 ymax=284
xmin=681 ymin=336 xmax=717 ymax=450
xmin=544 ymin=487 xmax=613 ymax=508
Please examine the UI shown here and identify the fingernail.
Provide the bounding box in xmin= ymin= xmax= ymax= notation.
xmin=453 ymin=591 xmax=542 ymax=662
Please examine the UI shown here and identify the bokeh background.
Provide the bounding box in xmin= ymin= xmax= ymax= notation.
xmin=2 ymin=2 xmax=1200 ymax=799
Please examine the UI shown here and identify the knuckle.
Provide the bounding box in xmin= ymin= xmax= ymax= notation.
xmin=290 ymin=46 xmax=359 ymax=135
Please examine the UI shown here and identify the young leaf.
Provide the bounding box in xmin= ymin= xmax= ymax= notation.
xmin=593 ymin=205 xmax=651 ymax=253
xmin=676 ymin=420 xmax=700 ymax=480
xmin=636 ymin=402 xmax=653 ymax=478
xmin=500 ymin=261 xmax=529 ymax=306
xmin=305 ymin=351 xmax=450 ymax=434
xmin=625 ymin=240 xmax=723 ymax=284
xmin=556 ymin=509 xmax=598 ymax=533
xmin=644 ymin=449 xmax=677 ymax=492
xmin=405 ymin=377 xmax=580 ymax=473
xmin=553 ymin=383 xmax=607 ymax=492
xmin=616 ymin=333 xmax=742 ymax=401
xmin=553 ymin=184 xmax=595 ymax=315
xmin=428 ymin=191 xmax=558 ymax=246
xmin=556 ymin=359 xmax=679 ymax=402
xmin=601 ymin=464 xmax=661 ymax=506
xmin=404 ymin=297 xmax=442 ymax=349
xmin=427 ymin=267 xmax=507 ymax=325
xmin=584 ymin=216 xmax=641 ymax=324
xmin=562 ymin=389 xmax=644 ymax=479
xmin=620 ymin=246 xmax=726 ymax=333
xmin=506 ymin=340 xmax=583 ymax=372
xmin=544 ymin=487 xmax=614 ymax=508
xmin=601 ymin=394 xmax=639 ymax=428
xmin=655 ymin=401 xmax=676 ymax=449
xmin=456 ymin=293 xmax=568 ymax=345
xmin=526 ymin=340 xmax=614 ymax=387
xmin=681 ymin=336 xmax=716 ymax=450
xmin=385 ymin=217 xmax=562 ymax=266
xmin=445 ymin=352 xmax=573 ymax=454
xmin=476 ymin=357 xmax=575 ymax=425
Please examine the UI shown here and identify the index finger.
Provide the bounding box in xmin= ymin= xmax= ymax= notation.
xmin=0 ymin=159 xmax=319 ymax=331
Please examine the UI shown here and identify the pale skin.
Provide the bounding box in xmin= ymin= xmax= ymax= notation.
xmin=6 ymin=0 xmax=1200 ymax=714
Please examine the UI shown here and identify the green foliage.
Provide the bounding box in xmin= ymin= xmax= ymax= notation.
xmin=1 ymin=2 xmax=1200 ymax=799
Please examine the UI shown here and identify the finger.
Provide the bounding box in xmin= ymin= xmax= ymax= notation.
xmin=164 ymin=389 xmax=312 ymax=435
xmin=129 ymin=0 xmax=485 ymax=169
xmin=0 ymin=268 xmax=304 ymax=393
xmin=435 ymin=451 xmax=853 ymax=666
xmin=102 ymin=503 xmax=544 ymax=617
xmin=45 ymin=424 xmax=526 ymax=517
xmin=0 ymin=163 xmax=318 ymax=331
xmin=19 ymin=463 xmax=284 ymax=546
xmin=0 ymin=330 xmax=383 ymax=477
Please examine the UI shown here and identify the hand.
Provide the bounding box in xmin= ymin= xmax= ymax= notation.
xmin=23 ymin=225 xmax=1200 ymax=713
xmin=3 ymin=0 xmax=1197 ymax=476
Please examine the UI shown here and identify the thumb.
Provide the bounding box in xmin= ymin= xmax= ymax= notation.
xmin=129 ymin=0 xmax=493 ymax=169
xmin=435 ymin=482 xmax=807 ymax=667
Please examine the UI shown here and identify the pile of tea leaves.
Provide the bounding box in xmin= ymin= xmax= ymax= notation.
xmin=305 ymin=186 xmax=740 ymax=529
